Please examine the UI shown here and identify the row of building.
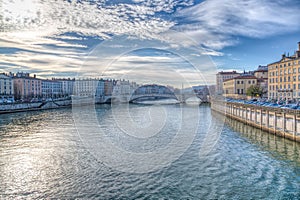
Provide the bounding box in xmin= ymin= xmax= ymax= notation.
xmin=216 ymin=41 xmax=300 ymax=102
xmin=0 ymin=72 xmax=140 ymax=102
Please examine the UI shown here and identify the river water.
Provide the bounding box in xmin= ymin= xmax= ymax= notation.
xmin=0 ymin=104 xmax=299 ymax=199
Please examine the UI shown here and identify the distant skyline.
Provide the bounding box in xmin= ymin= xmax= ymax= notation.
xmin=1 ymin=0 xmax=300 ymax=86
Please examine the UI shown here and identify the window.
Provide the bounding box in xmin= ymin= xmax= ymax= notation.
xmin=294 ymin=68 xmax=296 ymax=73
xmin=294 ymin=84 xmax=296 ymax=90
xmin=252 ymin=80 xmax=255 ymax=84
xmin=241 ymin=81 xmax=244 ymax=84
xmin=294 ymin=76 xmax=296 ymax=81
xmin=237 ymin=89 xmax=240 ymax=94
xmin=237 ymin=81 xmax=240 ymax=84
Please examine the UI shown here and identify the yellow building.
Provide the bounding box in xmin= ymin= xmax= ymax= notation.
xmin=268 ymin=42 xmax=300 ymax=101
xmin=216 ymin=71 xmax=240 ymax=95
xmin=223 ymin=75 xmax=258 ymax=99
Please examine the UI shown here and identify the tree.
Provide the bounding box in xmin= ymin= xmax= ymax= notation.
xmin=246 ymin=85 xmax=266 ymax=98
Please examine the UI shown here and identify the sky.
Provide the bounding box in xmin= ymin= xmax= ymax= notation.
xmin=1 ymin=0 xmax=300 ymax=86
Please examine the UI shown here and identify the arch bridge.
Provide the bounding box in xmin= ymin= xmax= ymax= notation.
xmin=101 ymin=84 xmax=208 ymax=103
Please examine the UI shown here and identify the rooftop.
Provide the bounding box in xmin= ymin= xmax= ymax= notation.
xmin=224 ymin=75 xmax=257 ymax=82
xmin=217 ymin=71 xmax=239 ymax=75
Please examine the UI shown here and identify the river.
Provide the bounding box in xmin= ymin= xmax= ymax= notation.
xmin=0 ymin=104 xmax=299 ymax=199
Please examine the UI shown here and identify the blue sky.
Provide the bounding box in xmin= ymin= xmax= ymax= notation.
xmin=0 ymin=0 xmax=300 ymax=86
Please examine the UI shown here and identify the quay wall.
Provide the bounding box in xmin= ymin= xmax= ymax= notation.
xmin=0 ymin=99 xmax=72 ymax=114
xmin=211 ymin=101 xmax=300 ymax=142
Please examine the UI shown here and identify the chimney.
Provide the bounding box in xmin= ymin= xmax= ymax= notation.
xmin=282 ymin=54 xmax=286 ymax=59
xmin=33 ymin=74 xmax=36 ymax=78
xmin=297 ymin=42 xmax=300 ymax=58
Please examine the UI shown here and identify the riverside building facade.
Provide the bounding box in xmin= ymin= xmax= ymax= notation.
xmin=13 ymin=72 xmax=42 ymax=100
xmin=268 ymin=42 xmax=300 ymax=101
xmin=41 ymin=79 xmax=63 ymax=98
xmin=0 ymin=73 xmax=14 ymax=102
xmin=216 ymin=71 xmax=240 ymax=95
xmin=223 ymin=75 xmax=258 ymax=99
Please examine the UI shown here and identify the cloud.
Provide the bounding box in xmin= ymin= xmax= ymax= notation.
xmin=1 ymin=0 xmax=175 ymax=40
xmin=1 ymin=0 xmax=299 ymax=86
xmin=76 ymin=45 xmax=217 ymax=87
xmin=176 ymin=0 xmax=300 ymax=49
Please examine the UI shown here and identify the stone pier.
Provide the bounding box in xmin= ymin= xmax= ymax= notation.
xmin=211 ymin=101 xmax=300 ymax=142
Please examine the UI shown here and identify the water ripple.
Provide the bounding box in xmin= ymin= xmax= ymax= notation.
xmin=0 ymin=105 xmax=299 ymax=199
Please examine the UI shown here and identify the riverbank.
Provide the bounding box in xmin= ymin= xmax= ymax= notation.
xmin=211 ymin=100 xmax=300 ymax=142
xmin=0 ymin=99 xmax=72 ymax=114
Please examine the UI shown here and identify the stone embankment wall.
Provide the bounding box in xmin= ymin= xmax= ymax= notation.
xmin=0 ymin=100 xmax=72 ymax=114
xmin=211 ymin=101 xmax=300 ymax=142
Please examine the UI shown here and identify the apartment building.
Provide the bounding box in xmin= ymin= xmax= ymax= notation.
xmin=41 ymin=79 xmax=63 ymax=98
xmin=216 ymin=71 xmax=240 ymax=95
xmin=223 ymin=75 xmax=258 ymax=99
xmin=0 ymin=73 xmax=14 ymax=101
xmin=254 ymin=65 xmax=268 ymax=98
xmin=268 ymin=42 xmax=300 ymax=101
xmin=13 ymin=72 xmax=42 ymax=100
xmin=53 ymin=78 xmax=75 ymax=96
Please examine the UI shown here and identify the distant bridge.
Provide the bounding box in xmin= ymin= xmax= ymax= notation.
xmin=129 ymin=93 xmax=178 ymax=102
xmin=100 ymin=84 xmax=209 ymax=103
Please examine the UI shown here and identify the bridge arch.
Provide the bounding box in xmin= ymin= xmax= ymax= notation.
xmin=130 ymin=84 xmax=178 ymax=102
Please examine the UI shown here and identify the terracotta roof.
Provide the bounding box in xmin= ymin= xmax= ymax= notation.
xmin=217 ymin=71 xmax=239 ymax=75
xmin=255 ymin=69 xmax=268 ymax=72
xmin=233 ymin=75 xmax=257 ymax=80
xmin=224 ymin=75 xmax=257 ymax=82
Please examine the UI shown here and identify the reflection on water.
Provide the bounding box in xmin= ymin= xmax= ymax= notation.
xmin=0 ymin=105 xmax=299 ymax=199
xmin=225 ymin=116 xmax=300 ymax=166
xmin=134 ymin=98 xmax=180 ymax=105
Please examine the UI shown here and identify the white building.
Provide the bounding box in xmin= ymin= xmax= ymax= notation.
xmin=42 ymin=79 xmax=63 ymax=98
xmin=74 ymin=78 xmax=99 ymax=97
xmin=53 ymin=78 xmax=75 ymax=96
xmin=0 ymin=73 xmax=14 ymax=102
xmin=113 ymin=80 xmax=131 ymax=96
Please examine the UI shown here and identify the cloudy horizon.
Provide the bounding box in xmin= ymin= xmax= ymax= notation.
xmin=1 ymin=0 xmax=300 ymax=86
